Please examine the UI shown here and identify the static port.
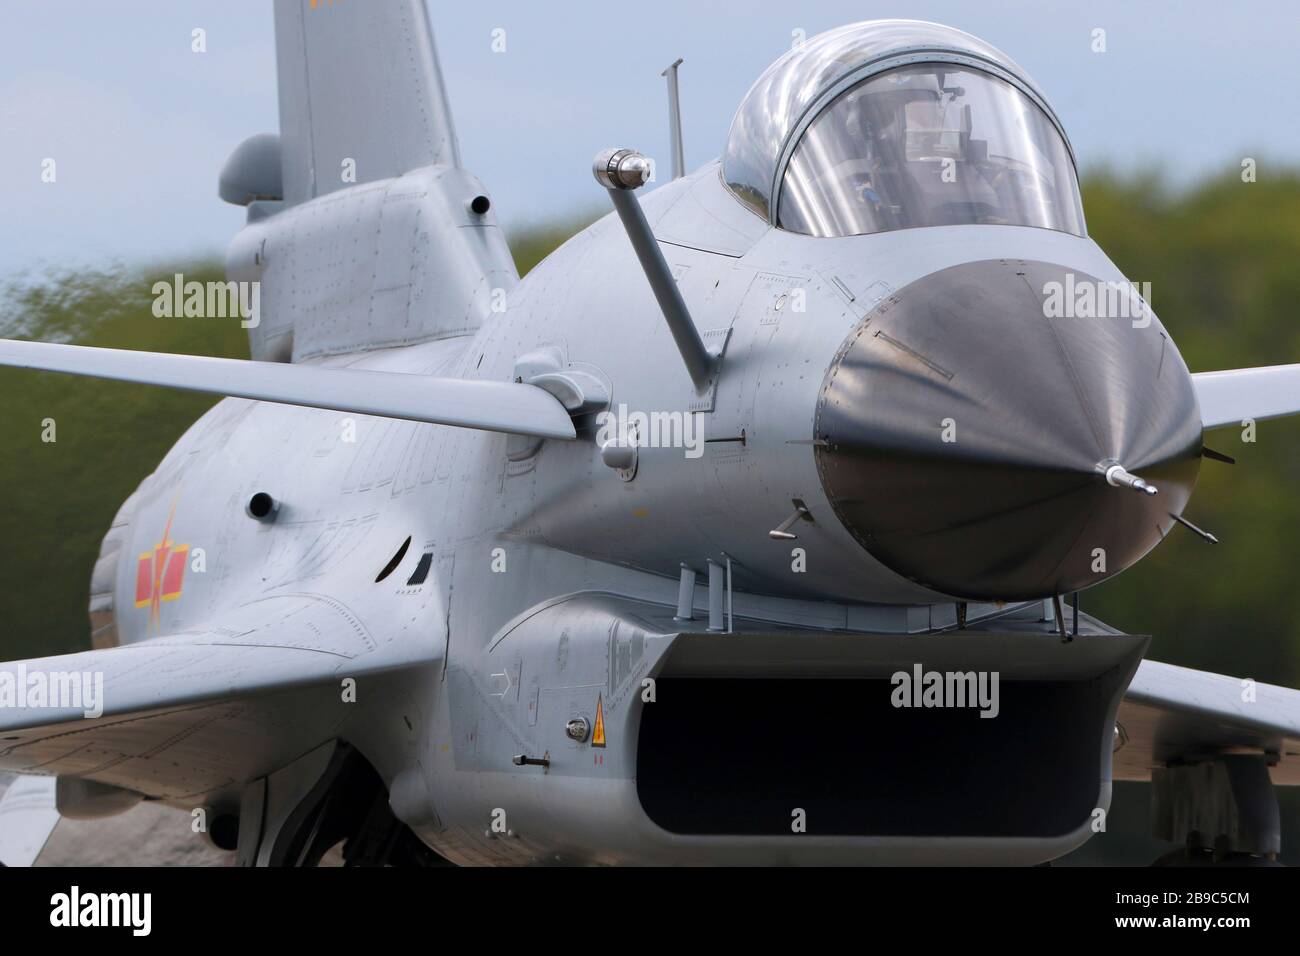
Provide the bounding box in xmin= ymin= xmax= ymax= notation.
xmin=247 ymin=492 xmax=277 ymax=521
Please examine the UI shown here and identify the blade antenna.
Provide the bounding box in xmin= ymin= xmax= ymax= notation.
xmin=1170 ymin=512 xmax=1219 ymax=544
xmin=661 ymin=58 xmax=685 ymax=180
xmin=1201 ymin=446 xmax=1236 ymax=465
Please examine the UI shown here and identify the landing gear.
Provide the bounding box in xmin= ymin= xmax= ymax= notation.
xmin=235 ymin=741 xmax=451 ymax=867
xmin=336 ymin=780 xmax=449 ymax=867
xmin=1151 ymin=844 xmax=1282 ymax=867
xmin=1150 ymin=753 xmax=1283 ymax=867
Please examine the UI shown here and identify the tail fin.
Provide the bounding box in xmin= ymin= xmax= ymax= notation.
xmin=273 ymin=0 xmax=460 ymax=205
xmin=224 ymin=0 xmax=517 ymax=362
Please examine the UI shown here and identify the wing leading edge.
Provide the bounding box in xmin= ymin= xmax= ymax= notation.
xmin=1192 ymin=363 xmax=1300 ymax=430
xmin=0 ymin=338 xmax=576 ymax=441
xmin=1116 ymin=658 xmax=1300 ymax=785
xmin=0 ymin=593 xmax=437 ymax=800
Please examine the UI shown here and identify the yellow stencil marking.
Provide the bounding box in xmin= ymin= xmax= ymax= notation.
xmin=591 ymin=694 xmax=606 ymax=748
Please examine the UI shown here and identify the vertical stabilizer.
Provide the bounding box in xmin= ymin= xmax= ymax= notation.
xmin=225 ymin=1 xmax=516 ymax=362
xmin=273 ymin=0 xmax=460 ymax=206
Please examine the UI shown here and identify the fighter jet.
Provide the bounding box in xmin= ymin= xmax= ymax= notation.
xmin=1 ymin=6 xmax=1299 ymax=866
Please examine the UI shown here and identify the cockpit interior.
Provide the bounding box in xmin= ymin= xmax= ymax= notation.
xmin=777 ymin=65 xmax=1084 ymax=238
xmin=721 ymin=21 xmax=1085 ymax=240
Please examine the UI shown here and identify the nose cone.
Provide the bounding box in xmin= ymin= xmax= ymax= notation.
xmin=815 ymin=259 xmax=1202 ymax=601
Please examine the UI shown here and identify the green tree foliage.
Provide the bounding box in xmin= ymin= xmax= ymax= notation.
xmin=0 ymin=264 xmax=247 ymax=659
xmin=1082 ymin=167 xmax=1300 ymax=687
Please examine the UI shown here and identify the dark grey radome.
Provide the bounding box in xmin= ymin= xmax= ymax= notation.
xmin=814 ymin=259 xmax=1203 ymax=601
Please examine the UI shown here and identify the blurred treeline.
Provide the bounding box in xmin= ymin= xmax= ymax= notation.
xmin=1081 ymin=168 xmax=1300 ymax=687
xmin=1 ymin=174 xmax=1298 ymax=688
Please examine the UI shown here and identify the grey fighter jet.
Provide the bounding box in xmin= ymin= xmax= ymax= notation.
xmin=1 ymin=6 xmax=1299 ymax=867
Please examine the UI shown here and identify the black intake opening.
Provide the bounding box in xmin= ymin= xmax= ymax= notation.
xmin=375 ymin=536 xmax=412 ymax=583
xmin=636 ymin=677 xmax=1104 ymax=838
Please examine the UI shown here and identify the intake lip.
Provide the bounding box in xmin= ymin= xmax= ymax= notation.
xmin=814 ymin=258 xmax=1203 ymax=601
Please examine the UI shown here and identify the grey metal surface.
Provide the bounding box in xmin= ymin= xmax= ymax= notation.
xmin=0 ymin=338 xmax=576 ymax=440
xmin=661 ymin=59 xmax=686 ymax=180
xmin=226 ymin=164 xmax=518 ymax=363
xmin=424 ymin=592 xmax=1145 ymax=864
xmin=0 ymin=594 xmax=436 ymax=798
xmin=273 ymin=0 xmax=459 ymax=206
xmin=218 ymin=133 xmax=283 ymax=206
xmin=649 ymin=161 xmax=769 ymax=257
xmin=813 ymin=258 xmax=1203 ymax=600
xmin=1193 ymin=362 xmax=1300 ymax=429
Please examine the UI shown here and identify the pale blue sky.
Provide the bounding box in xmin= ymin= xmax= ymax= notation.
xmin=1 ymin=1 xmax=1297 ymax=277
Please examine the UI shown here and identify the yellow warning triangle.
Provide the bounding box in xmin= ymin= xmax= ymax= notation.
xmin=591 ymin=694 xmax=606 ymax=748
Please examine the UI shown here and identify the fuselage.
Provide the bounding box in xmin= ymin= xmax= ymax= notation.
xmin=113 ymin=161 xmax=1205 ymax=637
xmin=92 ymin=160 xmax=1199 ymax=863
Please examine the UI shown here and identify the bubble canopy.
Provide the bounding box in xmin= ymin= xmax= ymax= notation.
xmin=722 ymin=20 xmax=1084 ymax=238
